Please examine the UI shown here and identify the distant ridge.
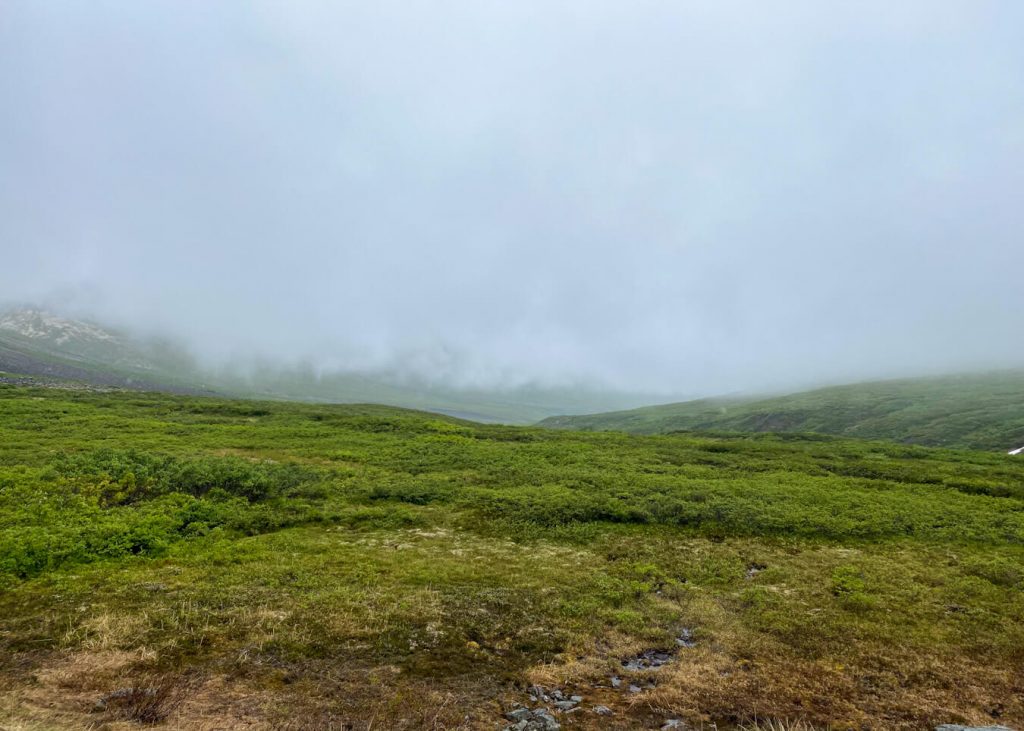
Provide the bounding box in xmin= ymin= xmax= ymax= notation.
xmin=538 ymin=372 xmax=1024 ymax=452
xmin=0 ymin=307 xmax=209 ymax=394
xmin=0 ymin=306 xmax=658 ymax=423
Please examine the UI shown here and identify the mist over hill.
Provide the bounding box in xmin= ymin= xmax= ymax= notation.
xmin=7 ymin=304 xmax=1024 ymax=438
xmin=540 ymin=372 xmax=1024 ymax=452
xmin=3 ymin=2 xmax=1024 ymax=399
xmin=4 ymin=3 xmax=1024 ymax=729
xmin=0 ymin=306 xmax=664 ymax=422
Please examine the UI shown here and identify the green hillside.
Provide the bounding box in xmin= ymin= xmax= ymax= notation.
xmin=2 ymin=383 xmax=1023 ymax=729
xmin=540 ymin=371 xmax=1024 ymax=452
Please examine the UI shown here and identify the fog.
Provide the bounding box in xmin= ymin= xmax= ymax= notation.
xmin=2 ymin=1 xmax=1022 ymax=397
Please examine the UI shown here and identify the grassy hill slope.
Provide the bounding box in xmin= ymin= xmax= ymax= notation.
xmin=1 ymin=384 xmax=1022 ymax=729
xmin=540 ymin=371 xmax=1024 ymax=451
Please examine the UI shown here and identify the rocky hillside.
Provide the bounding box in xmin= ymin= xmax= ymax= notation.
xmin=0 ymin=308 xmax=206 ymax=393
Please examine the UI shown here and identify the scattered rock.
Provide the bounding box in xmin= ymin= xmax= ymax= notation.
xmin=675 ymin=628 xmax=696 ymax=648
xmin=609 ymin=675 xmax=622 ymax=688
xmin=620 ymin=629 xmax=695 ymax=672
xmin=593 ymin=705 xmax=613 ymax=716
xmin=745 ymin=563 xmax=766 ymax=579
xmin=628 ymin=684 xmax=642 ymax=694
xmin=506 ymin=687 xmax=582 ymax=730
xmin=506 ymin=708 xmax=532 ymax=723
xmin=622 ymin=649 xmax=674 ymax=671
xmin=528 ymin=685 xmax=549 ymax=702
xmin=534 ymin=709 xmax=560 ymax=730
xmin=662 ymin=721 xmax=688 ymax=730
xmin=522 ymin=686 xmax=582 ymax=711
xmin=502 ymin=706 xmax=561 ymax=731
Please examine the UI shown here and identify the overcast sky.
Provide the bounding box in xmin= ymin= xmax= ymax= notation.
xmin=1 ymin=1 xmax=1022 ymax=395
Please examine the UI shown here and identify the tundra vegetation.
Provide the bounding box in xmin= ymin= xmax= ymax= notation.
xmin=1 ymin=383 xmax=1022 ymax=729
xmin=540 ymin=370 xmax=1024 ymax=452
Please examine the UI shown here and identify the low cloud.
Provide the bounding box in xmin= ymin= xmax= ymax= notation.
xmin=2 ymin=1 xmax=1022 ymax=396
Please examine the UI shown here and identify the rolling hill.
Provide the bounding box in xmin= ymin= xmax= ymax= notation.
xmin=539 ymin=372 xmax=1024 ymax=452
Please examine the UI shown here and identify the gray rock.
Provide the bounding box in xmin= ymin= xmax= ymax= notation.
xmin=935 ymin=726 xmax=1016 ymax=731
xmin=622 ymin=648 xmax=675 ymax=671
xmin=675 ymin=628 xmax=696 ymax=648
xmin=552 ymin=700 xmax=577 ymax=711
xmin=534 ymin=709 xmax=560 ymax=730
xmin=528 ymin=685 xmax=548 ymax=702
xmin=593 ymin=705 xmax=613 ymax=716
xmin=569 ymin=695 xmax=583 ymax=703
xmin=628 ymin=684 xmax=642 ymax=693
xmin=506 ymin=708 xmax=532 ymax=723
xmin=609 ymin=675 xmax=621 ymax=688
xmin=502 ymin=706 xmax=566 ymax=731
xmin=662 ymin=721 xmax=687 ymax=730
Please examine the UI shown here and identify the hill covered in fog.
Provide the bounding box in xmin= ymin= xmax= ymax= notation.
xmin=0 ymin=307 xmax=658 ymax=423
xmin=540 ymin=372 xmax=1024 ymax=452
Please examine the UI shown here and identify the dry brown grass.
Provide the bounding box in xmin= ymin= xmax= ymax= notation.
xmin=1 ymin=640 xmax=1021 ymax=731
xmin=511 ymin=605 xmax=1023 ymax=731
xmin=93 ymin=680 xmax=183 ymax=725
xmin=2 ymin=533 xmax=1020 ymax=730
xmin=741 ymin=721 xmax=827 ymax=731
xmin=0 ymin=647 xmax=504 ymax=731
xmin=1 ymin=650 xmax=264 ymax=731
xmin=67 ymin=612 xmax=154 ymax=653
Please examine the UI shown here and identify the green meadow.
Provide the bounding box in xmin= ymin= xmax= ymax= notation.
xmin=1 ymin=384 xmax=1022 ymax=729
